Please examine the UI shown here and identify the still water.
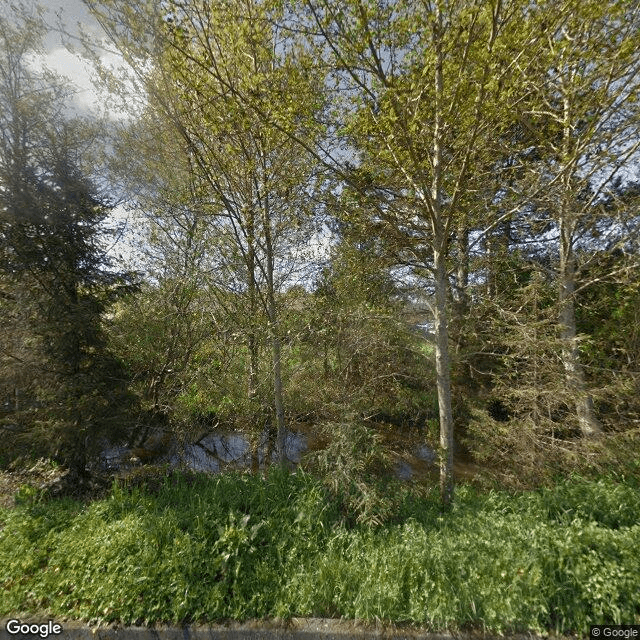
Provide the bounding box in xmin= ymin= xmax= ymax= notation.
xmin=101 ymin=428 xmax=440 ymax=479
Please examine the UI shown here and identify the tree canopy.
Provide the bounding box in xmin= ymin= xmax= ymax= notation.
xmin=0 ymin=0 xmax=638 ymax=506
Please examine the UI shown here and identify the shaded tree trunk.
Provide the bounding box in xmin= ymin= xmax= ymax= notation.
xmin=261 ymin=194 xmax=286 ymax=466
xmin=454 ymin=225 xmax=469 ymax=322
xmin=559 ymin=218 xmax=602 ymax=436
xmin=246 ymin=206 xmax=259 ymax=402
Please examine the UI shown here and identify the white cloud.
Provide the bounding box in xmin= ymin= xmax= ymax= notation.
xmin=26 ymin=45 xmax=142 ymax=120
xmin=28 ymin=47 xmax=95 ymax=108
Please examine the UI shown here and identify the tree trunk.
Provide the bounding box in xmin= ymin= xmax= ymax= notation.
xmin=245 ymin=205 xmax=262 ymax=473
xmin=261 ymin=197 xmax=286 ymax=466
xmin=246 ymin=207 xmax=259 ymax=402
xmin=453 ymin=225 xmax=469 ymax=371
xmin=270 ymin=312 xmax=286 ymax=464
xmin=454 ymin=225 xmax=469 ymax=321
xmin=485 ymin=219 xmax=509 ymax=299
xmin=434 ymin=246 xmax=455 ymax=508
xmin=558 ymin=221 xmax=602 ymax=436
xmin=559 ymin=93 xmax=602 ymax=437
xmin=431 ymin=5 xmax=454 ymax=508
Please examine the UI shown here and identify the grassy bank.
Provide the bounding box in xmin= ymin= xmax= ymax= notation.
xmin=1 ymin=469 xmax=639 ymax=634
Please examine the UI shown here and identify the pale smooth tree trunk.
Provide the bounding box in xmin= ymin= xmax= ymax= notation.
xmin=431 ymin=6 xmax=454 ymax=507
xmin=434 ymin=244 xmax=455 ymax=507
xmin=558 ymin=217 xmax=602 ymax=436
xmin=558 ymin=94 xmax=602 ymax=437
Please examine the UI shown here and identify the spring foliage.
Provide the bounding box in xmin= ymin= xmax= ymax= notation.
xmin=1 ymin=470 xmax=639 ymax=632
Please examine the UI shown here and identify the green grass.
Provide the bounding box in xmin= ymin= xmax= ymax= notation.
xmin=1 ymin=469 xmax=639 ymax=634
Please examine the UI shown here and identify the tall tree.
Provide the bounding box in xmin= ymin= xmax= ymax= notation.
xmin=295 ymin=0 xmax=549 ymax=506
xmin=0 ymin=5 xmax=136 ymax=477
xmin=516 ymin=0 xmax=640 ymax=436
xmin=85 ymin=0 xmax=325 ymax=465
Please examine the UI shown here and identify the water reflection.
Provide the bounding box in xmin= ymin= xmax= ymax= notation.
xmin=102 ymin=429 xmax=308 ymax=473
xmin=102 ymin=428 xmax=436 ymax=479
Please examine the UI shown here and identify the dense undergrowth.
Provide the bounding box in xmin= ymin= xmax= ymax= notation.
xmin=1 ymin=468 xmax=639 ymax=635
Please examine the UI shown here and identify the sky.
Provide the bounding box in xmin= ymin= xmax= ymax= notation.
xmin=6 ymin=0 xmax=132 ymax=119
xmin=2 ymin=1 xmax=333 ymax=278
xmin=14 ymin=0 xmax=145 ymax=267
xmin=41 ymin=0 xmax=106 ymax=112
xmin=41 ymin=0 xmax=101 ymax=50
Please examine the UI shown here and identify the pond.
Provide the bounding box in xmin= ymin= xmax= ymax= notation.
xmin=101 ymin=427 xmax=448 ymax=480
